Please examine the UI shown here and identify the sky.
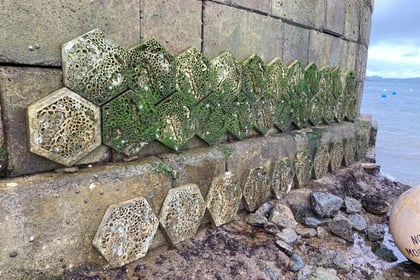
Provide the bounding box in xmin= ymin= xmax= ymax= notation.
xmin=366 ymin=0 xmax=420 ymax=78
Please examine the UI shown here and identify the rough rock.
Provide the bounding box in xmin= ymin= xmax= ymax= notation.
xmin=245 ymin=213 xmax=268 ymax=227
xmin=367 ymin=224 xmax=386 ymax=242
xmin=289 ymin=252 xmax=305 ymax=272
xmin=370 ymin=272 xmax=386 ymax=280
xmin=348 ymin=213 xmax=368 ymax=231
xmin=310 ymin=191 xmax=344 ymax=218
xmin=297 ymin=266 xmax=340 ymax=280
xmin=312 ymin=249 xmax=351 ymax=273
xmin=276 ymin=228 xmax=298 ymax=244
xmin=303 ymin=216 xmax=331 ymax=228
xmin=275 ymin=239 xmax=294 ymax=255
xmin=258 ymin=260 xmax=280 ymax=280
xmin=255 ymin=201 xmax=274 ymax=218
xmin=344 ymin=196 xmax=363 ymax=213
xmin=269 ymin=203 xmax=298 ymax=229
xmin=371 ymin=242 xmax=398 ymax=262
xmin=361 ymin=194 xmax=390 ymax=215
xmin=295 ymin=227 xmax=317 ymax=238
xmin=316 ymin=227 xmax=328 ymax=239
xmin=328 ymin=214 xmax=354 ymax=243
xmin=263 ymin=222 xmax=281 ymax=235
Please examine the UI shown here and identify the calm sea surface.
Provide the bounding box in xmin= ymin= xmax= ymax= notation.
xmin=361 ymin=77 xmax=420 ymax=186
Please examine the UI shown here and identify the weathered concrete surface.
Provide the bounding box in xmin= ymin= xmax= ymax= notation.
xmin=211 ymin=0 xmax=272 ymax=14
xmin=281 ymin=23 xmax=309 ymax=65
xmin=0 ymin=158 xmax=172 ymax=279
xmin=271 ymin=0 xmax=325 ymax=29
xmin=324 ymin=0 xmax=345 ymax=36
xmin=203 ymin=1 xmax=282 ymax=61
xmin=140 ymin=0 xmax=202 ymax=55
xmin=0 ymin=120 xmax=372 ymax=279
xmin=0 ymin=67 xmax=110 ymax=177
xmin=308 ymin=31 xmax=342 ymax=68
xmin=0 ymin=0 xmax=140 ymax=66
xmin=344 ymin=0 xmax=361 ymax=42
xmin=360 ymin=3 xmax=373 ymax=46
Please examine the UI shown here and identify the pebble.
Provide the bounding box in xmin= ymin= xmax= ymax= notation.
xmin=371 ymin=242 xmax=397 ymax=262
xmin=295 ymin=227 xmax=317 ymax=238
xmin=245 ymin=213 xmax=268 ymax=228
xmin=314 ymin=249 xmax=351 ymax=273
xmin=348 ymin=213 xmax=368 ymax=231
xmin=276 ymin=228 xmax=298 ymax=244
xmin=303 ymin=216 xmax=331 ymax=228
xmin=275 ymin=239 xmax=293 ymax=255
xmin=367 ymin=224 xmax=386 ymax=242
xmin=29 ymin=236 xmax=35 ymax=242
xmin=255 ymin=202 xmax=274 ymax=218
xmin=269 ymin=203 xmax=297 ymax=229
xmin=297 ymin=266 xmax=339 ymax=280
xmin=344 ymin=196 xmax=363 ymax=213
xmin=263 ymin=222 xmax=281 ymax=235
xmin=289 ymin=252 xmax=305 ymax=272
xmin=361 ymin=194 xmax=390 ymax=215
xmin=328 ymin=214 xmax=354 ymax=243
xmin=310 ymin=191 xmax=343 ymax=218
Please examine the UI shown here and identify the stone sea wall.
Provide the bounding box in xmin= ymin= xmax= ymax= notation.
xmin=0 ymin=0 xmax=373 ymax=278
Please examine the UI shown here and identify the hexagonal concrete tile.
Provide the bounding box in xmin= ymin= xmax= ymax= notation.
xmin=62 ymin=29 xmax=130 ymax=105
xmin=206 ymin=172 xmax=241 ymax=226
xmin=313 ymin=144 xmax=330 ymax=179
xmin=295 ymin=149 xmax=313 ymax=187
xmin=329 ymin=141 xmax=344 ymax=172
xmin=159 ymin=184 xmax=206 ymax=245
xmin=92 ymin=197 xmax=159 ymax=268
xmin=242 ymin=166 xmax=271 ymax=212
xmin=271 ymin=157 xmax=295 ymax=199
xmin=27 ymin=87 xmax=101 ymax=166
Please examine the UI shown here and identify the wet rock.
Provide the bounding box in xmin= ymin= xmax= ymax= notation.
xmin=371 ymin=242 xmax=398 ymax=262
xmin=255 ymin=202 xmax=274 ymax=218
xmin=245 ymin=213 xmax=268 ymax=228
xmin=328 ymin=214 xmax=354 ymax=243
xmin=348 ymin=213 xmax=368 ymax=231
xmin=276 ymin=228 xmax=298 ymax=244
xmin=367 ymin=224 xmax=386 ymax=241
xmin=303 ymin=216 xmax=331 ymax=228
xmin=269 ymin=203 xmax=297 ymax=229
xmin=310 ymin=192 xmax=343 ymax=218
xmin=361 ymin=194 xmax=390 ymax=215
xmin=344 ymin=196 xmax=363 ymax=213
xmin=289 ymin=252 xmax=305 ymax=272
xmin=291 ymin=204 xmax=313 ymax=224
xmin=275 ymin=239 xmax=293 ymax=256
xmin=297 ymin=266 xmax=339 ymax=280
xmin=295 ymin=227 xmax=317 ymax=238
xmin=263 ymin=222 xmax=281 ymax=235
xmin=313 ymin=249 xmax=351 ymax=274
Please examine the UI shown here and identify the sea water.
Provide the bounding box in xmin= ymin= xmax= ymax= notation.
xmin=361 ymin=77 xmax=420 ymax=186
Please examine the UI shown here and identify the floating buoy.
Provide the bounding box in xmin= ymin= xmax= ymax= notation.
xmin=392 ymin=91 xmax=397 ymax=95
xmin=381 ymin=93 xmax=387 ymax=98
xmin=390 ymin=185 xmax=420 ymax=264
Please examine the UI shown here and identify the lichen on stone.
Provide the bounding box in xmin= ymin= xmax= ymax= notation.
xmin=287 ymin=60 xmax=309 ymax=129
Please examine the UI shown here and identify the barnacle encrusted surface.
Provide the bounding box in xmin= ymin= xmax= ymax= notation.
xmin=355 ymin=131 xmax=369 ymax=161
xmin=330 ymin=67 xmax=345 ymax=122
xmin=206 ymin=172 xmax=241 ymax=226
xmin=176 ymin=47 xmax=215 ymax=103
xmin=242 ymin=166 xmax=271 ymax=212
xmin=155 ymin=91 xmax=196 ymax=151
xmin=211 ymin=52 xmax=242 ymax=106
xmin=225 ymin=92 xmax=256 ymax=140
xmin=92 ymin=197 xmax=159 ymax=268
xmin=127 ymin=39 xmax=176 ymax=104
xmin=266 ymin=58 xmax=291 ymax=132
xmin=343 ymin=70 xmax=357 ymax=121
xmin=288 ymin=60 xmax=308 ymax=129
xmin=27 ymin=87 xmax=101 ymax=166
xmin=294 ymin=149 xmax=313 ymax=187
xmin=313 ymin=144 xmax=330 ymax=179
xmin=101 ymin=89 xmax=159 ymax=156
xmin=159 ymin=184 xmax=206 ymax=245
xmin=319 ymin=67 xmax=336 ymax=124
xmin=194 ymin=94 xmax=226 ymax=145
xmin=343 ymin=137 xmax=356 ymax=166
xmin=329 ymin=141 xmax=344 ymax=172
xmin=271 ymin=157 xmax=295 ymax=199
xmin=62 ymin=29 xmax=130 ymax=105
xmin=305 ymin=63 xmax=323 ymax=126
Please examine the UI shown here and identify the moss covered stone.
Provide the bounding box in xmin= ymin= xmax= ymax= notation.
xmin=101 ymin=89 xmax=159 ymax=157
xmin=288 ymin=60 xmax=309 ymax=129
